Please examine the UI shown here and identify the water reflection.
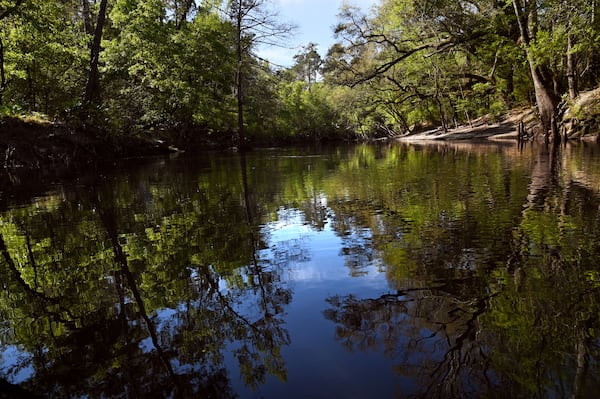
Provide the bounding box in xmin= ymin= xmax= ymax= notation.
xmin=0 ymin=154 xmax=294 ymax=397
xmin=322 ymin=142 xmax=600 ymax=398
xmin=0 ymin=142 xmax=599 ymax=397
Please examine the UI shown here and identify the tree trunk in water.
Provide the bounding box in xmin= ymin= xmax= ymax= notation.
xmin=83 ymin=0 xmax=108 ymax=107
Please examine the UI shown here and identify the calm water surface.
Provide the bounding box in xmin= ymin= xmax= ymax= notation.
xmin=1 ymin=142 xmax=600 ymax=398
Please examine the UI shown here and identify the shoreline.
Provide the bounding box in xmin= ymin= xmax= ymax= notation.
xmin=398 ymin=121 xmax=518 ymax=142
xmin=2 ymin=105 xmax=600 ymax=171
xmin=397 ymin=109 xmax=531 ymax=143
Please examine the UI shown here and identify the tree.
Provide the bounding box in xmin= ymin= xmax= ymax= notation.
xmin=0 ymin=1 xmax=90 ymax=115
xmin=512 ymin=0 xmax=560 ymax=140
xmin=0 ymin=0 xmax=24 ymax=103
xmin=228 ymin=0 xmax=293 ymax=146
xmin=103 ymin=0 xmax=236 ymax=134
xmin=292 ymin=42 xmax=322 ymax=89
xmin=323 ymin=0 xmax=600 ymax=140
xmin=510 ymin=0 xmax=600 ymax=140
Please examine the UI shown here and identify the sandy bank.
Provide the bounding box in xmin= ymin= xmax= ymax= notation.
xmin=398 ymin=110 xmax=534 ymax=143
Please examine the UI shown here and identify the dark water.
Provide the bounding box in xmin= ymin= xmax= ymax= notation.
xmin=1 ymin=142 xmax=600 ymax=398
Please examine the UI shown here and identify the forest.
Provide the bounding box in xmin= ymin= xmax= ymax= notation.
xmin=1 ymin=0 xmax=600 ymax=156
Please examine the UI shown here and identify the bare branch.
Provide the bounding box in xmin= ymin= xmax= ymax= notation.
xmin=350 ymin=39 xmax=452 ymax=87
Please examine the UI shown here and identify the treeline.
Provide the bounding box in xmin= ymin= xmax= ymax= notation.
xmin=0 ymin=0 xmax=599 ymax=146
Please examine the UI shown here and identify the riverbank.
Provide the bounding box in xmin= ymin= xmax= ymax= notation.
xmin=3 ymin=89 xmax=600 ymax=169
xmin=400 ymin=89 xmax=600 ymax=143
xmin=398 ymin=108 xmax=539 ymax=142
xmin=0 ymin=116 xmax=180 ymax=169
xmin=398 ymin=114 xmax=522 ymax=142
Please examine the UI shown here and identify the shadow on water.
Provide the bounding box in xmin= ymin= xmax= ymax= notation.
xmin=0 ymin=142 xmax=600 ymax=398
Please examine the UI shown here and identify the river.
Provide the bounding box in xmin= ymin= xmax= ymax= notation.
xmin=0 ymin=141 xmax=599 ymax=398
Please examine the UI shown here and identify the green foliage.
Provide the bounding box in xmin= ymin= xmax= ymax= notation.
xmin=102 ymin=0 xmax=237 ymax=134
xmin=271 ymin=80 xmax=343 ymax=139
xmin=0 ymin=0 xmax=598 ymax=143
xmin=319 ymin=0 xmax=600 ymax=136
xmin=0 ymin=0 xmax=88 ymax=114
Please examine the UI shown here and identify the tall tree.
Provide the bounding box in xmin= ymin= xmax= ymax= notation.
xmin=292 ymin=42 xmax=322 ymax=89
xmin=511 ymin=0 xmax=560 ymax=140
xmin=228 ymin=0 xmax=293 ymax=146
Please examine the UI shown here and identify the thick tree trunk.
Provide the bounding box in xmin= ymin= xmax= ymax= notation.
xmin=528 ymin=60 xmax=560 ymax=138
xmin=84 ymin=0 xmax=108 ymax=106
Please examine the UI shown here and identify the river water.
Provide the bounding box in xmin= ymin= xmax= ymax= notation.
xmin=1 ymin=141 xmax=600 ymax=398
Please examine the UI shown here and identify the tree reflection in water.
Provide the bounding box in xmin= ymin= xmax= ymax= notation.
xmin=324 ymin=286 xmax=497 ymax=398
xmin=322 ymin=142 xmax=600 ymax=398
xmin=0 ymin=154 xmax=294 ymax=398
xmin=1 ymin=143 xmax=600 ymax=397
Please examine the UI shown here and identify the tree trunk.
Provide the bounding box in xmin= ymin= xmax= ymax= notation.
xmin=81 ymin=0 xmax=94 ymax=35
xmin=567 ymin=33 xmax=578 ymax=100
xmin=0 ymin=37 xmax=5 ymax=104
xmin=529 ymin=60 xmax=560 ymax=139
xmin=235 ymin=2 xmax=245 ymax=147
xmin=83 ymin=0 xmax=108 ymax=107
xmin=26 ymin=65 xmax=36 ymax=109
xmin=175 ymin=0 xmax=195 ymax=30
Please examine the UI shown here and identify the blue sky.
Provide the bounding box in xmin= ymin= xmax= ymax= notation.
xmin=258 ymin=0 xmax=378 ymax=67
